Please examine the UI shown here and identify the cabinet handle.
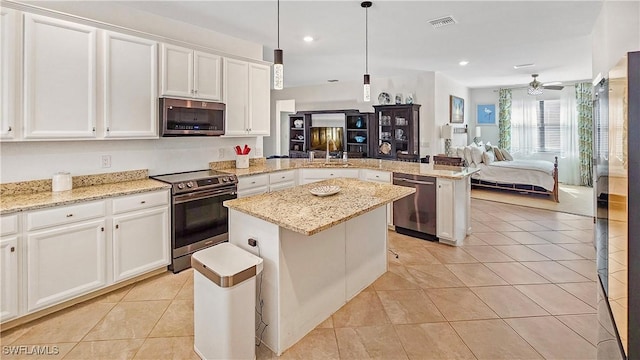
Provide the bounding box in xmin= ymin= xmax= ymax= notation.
xmin=106 ymin=127 xmax=110 ymax=132
xmin=66 ymin=214 xmax=73 ymax=217
xmin=92 ymin=127 xmax=96 ymax=132
xmin=10 ymin=246 xmax=15 ymax=253
xmin=330 ymin=173 xmax=334 ymax=176
xmin=7 ymin=126 xmax=11 ymax=132
xmin=281 ymin=176 xmax=285 ymax=179
xmin=115 ymin=224 xmax=119 ymax=229
xmin=140 ymin=200 xmax=146 ymax=204
xmin=195 ymin=89 xmax=198 ymax=94
xmin=101 ymin=227 xmax=104 ymax=232
xmin=251 ymin=181 xmax=256 ymax=184
xmin=191 ymin=89 xmax=194 ymax=94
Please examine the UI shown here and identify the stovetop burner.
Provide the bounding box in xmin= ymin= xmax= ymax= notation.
xmin=151 ymin=169 xmax=237 ymax=195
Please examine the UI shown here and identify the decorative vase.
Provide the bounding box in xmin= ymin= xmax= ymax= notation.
xmin=355 ymin=118 xmax=363 ymax=128
xmin=405 ymin=93 xmax=414 ymax=104
xmin=395 ymin=93 xmax=403 ymax=104
xmin=293 ymin=119 xmax=303 ymax=128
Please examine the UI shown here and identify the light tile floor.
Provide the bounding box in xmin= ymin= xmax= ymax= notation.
xmin=1 ymin=199 xmax=597 ymax=359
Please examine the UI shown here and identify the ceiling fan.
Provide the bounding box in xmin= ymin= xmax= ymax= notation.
xmin=527 ymin=74 xmax=564 ymax=95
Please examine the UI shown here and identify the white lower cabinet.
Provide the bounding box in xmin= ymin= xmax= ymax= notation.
xmin=113 ymin=207 xmax=169 ymax=282
xmin=436 ymin=177 xmax=469 ymax=245
xmin=0 ymin=236 xmax=19 ymax=322
xmin=26 ymin=219 xmax=107 ymax=312
xmin=268 ymin=170 xmax=296 ymax=192
xmin=1 ymin=190 xmax=170 ymax=324
xmin=299 ymin=168 xmax=360 ymax=185
xmin=237 ymin=174 xmax=269 ymax=198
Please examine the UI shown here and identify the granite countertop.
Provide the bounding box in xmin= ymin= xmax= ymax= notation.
xmin=1 ymin=179 xmax=170 ymax=215
xmin=216 ymin=158 xmax=480 ymax=179
xmin=223 ymin=177 xmax=415 ymax=236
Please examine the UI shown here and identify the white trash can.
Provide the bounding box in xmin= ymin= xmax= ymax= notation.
xmin=192 ymin=243 xmax=263 ymax=360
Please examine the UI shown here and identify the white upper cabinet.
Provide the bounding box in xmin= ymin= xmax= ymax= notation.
xmin=103 ymin=31 xmax=158 ymax=138
xmin=193 ymin=51 xmax=222 ymax=101
xmin=0 ymin=8 xmax=18 ymax=140
xmin=160 ymin=43 xmax=221 ymax=101
xmin=23 ymin=14 xmax=97 ymax=139
xmin=223 ymin=58 xmax=270 ymax=136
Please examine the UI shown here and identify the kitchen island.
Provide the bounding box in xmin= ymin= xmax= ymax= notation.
xmin=223 ymin=178 xmax=414 ymax=355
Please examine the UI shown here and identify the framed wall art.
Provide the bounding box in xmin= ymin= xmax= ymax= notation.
xmin=476 ymin=104 xmax=496 ymax=125
xmin=449 ymin=95 xmax=464 ymax=123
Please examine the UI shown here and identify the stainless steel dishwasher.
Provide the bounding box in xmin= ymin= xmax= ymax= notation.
xmin=392 ymin=173 xmax=437 ymax=241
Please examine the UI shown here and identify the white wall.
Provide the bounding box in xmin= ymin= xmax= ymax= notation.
xmin=0 ymin=137 xmax=261 ymax=182
xmin=434 ymin=73 xmax=471 ymax=151
xmin=591 ymin=1 xmax=640 ymax=80
xmin=16 ymin=1 xmax=263 ymax=60
xmin=267 ymin=72 xmax=438 ymax=157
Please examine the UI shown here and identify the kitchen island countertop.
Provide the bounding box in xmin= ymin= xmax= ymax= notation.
xmin=224 ymin=177 xmax=414 ymax=235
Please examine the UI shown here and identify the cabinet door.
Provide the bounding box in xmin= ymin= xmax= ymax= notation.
xmin=0 ymin=236 xmax=18 ymax=322
xmin=193 ymin=51 xmax=221 ymax=101
xmin=436 ymin=178 xmax=454 ymax=240
xmin=0 ymin=8 xmax=17 ymax=140
xmin=113 ymin=207 xmax=169 ymax=282
xmin=23 ymin=14 xmax=96 ymax=139
xmin=26 ymin=219 xmax=106 ymax=312
xmin=248 ymin=63 xmax=270 ymax=135
xmin=223 ymin=58 xmax=249 ymax=136
xmin=160 ymin=43 xmax=193 ymax=98
xmin=103 ymin=31 xmax=157 ymax=138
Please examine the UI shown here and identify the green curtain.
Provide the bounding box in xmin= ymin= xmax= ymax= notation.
xmin=576 ymin=83 xmax=593 ymax=187
xmin=498 ymin=89 xmax=512 ymax=150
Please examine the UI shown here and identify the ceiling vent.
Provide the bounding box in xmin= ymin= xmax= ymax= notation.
xmin=428 ymin=16 xmax=457 ymax=28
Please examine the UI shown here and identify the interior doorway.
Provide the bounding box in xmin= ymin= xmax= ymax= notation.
xmin=275 ymin=99 xmax=295 ymax=156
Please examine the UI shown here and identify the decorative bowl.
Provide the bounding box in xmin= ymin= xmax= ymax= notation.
xmin=354 ymin=136 xmax=366 ymax=143
xmin=309 ymin=185 xmax=341 ymax=197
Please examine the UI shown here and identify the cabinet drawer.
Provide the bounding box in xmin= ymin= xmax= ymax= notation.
xmin=362 ymin=170 xmax=391 ymax=183
xmin=27 ymin=201 xmax=106 ymax=231
xmin=269 ymin=181 xmax=295 ymax=192
xmin=237 ymin=174 xmax=269 ymax=191
xmin=112 ymin=191 xmax=169 ymax=215
xmin=302 ymin=168 xmax=360 ymax=180
xmin=1 ymin=215 xmax=18 ymax=236
xmin=269 ymin=170 xmax=296 ymax=184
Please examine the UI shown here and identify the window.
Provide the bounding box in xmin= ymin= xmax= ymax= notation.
xmin=536 ymin=100 xmax=561 ymax=152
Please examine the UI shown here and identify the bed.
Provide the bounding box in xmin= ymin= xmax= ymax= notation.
xmin=470 ymin=156 xmax=559 ymax=202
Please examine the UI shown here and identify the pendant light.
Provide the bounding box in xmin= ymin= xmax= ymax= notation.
xmin=274 ymin=0 xmax=284 ymax=90
xmin=362 ymin=1 xmax=372 ymax=102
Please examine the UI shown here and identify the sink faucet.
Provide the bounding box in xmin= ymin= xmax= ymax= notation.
xmin=326 ymin=138 xmax=335 ymax=162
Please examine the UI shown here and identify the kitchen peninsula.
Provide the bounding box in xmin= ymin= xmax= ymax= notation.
xmin=223 ymin=178 xmax=414 ymax=355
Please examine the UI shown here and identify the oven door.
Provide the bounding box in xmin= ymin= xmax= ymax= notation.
xmin=172 ymin=187 xmax=236 ymax=258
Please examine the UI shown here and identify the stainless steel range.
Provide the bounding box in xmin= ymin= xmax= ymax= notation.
xmin=151 ymin=170 xmax=238 ymax=273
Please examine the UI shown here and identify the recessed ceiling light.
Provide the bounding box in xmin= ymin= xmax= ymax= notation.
xmin=303 ymin=36 xmax=314 ymax=42
xmin=459 ymin=60 xmax=469 ymax=66
xmin=513 ymin=63 xmax=535 ymax=69
xmin=327 ymin=79 xmax=339 ymax=83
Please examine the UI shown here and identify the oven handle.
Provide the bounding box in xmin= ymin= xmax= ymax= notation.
xmin=393 ymin=177 xmax=435 ymax=186
xmin=174 ymin=188 xmax=237 ymax=204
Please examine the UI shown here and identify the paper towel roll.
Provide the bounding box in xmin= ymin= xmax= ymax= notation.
xmin=52 ymin=172 xmax=72 ymax=192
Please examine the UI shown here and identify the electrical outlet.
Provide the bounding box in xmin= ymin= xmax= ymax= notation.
xmin=218 ymin=148 xmax=225 ymax=158
xmin=101 ymin=155 xmax=111 ymax=168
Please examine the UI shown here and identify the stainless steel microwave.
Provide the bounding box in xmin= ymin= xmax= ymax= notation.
xmin=160 ymin=98 xmax=225 ymax=136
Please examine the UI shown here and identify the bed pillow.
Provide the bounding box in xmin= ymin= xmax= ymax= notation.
xmin=500 ymin=148 xmax=514 ymax=161
xmin=493 ymin=146 xmax=505 ymax=161
xmin=464 ymin=146 xmax=474 ymax=166
xmin=471 ymin=145 xmax=484 ymax=165
xmin=482 ymin=150 xmax=495 ymax=164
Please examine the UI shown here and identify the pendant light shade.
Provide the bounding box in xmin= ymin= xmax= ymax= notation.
xmin=274 ymin=0 xmax=283 ymax=90
xmin=362 ymin=1 xmax=372 ymax=102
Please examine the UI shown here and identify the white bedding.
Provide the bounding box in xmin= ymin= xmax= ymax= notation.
xmin=471 ymin=159 xmax=556 ymax=191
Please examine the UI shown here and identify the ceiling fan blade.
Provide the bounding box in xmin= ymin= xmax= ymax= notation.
xmin=542 ymin=85 xmax=564 ymax=90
